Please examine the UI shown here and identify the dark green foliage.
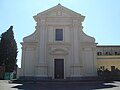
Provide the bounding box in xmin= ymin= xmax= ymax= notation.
xmin=0 ymin=36 xmax=2 ymax=65
xmin=97 ymin=68 xmax=120 ymax=80
xmin=0 ymin=26 xmax=18 ymax=72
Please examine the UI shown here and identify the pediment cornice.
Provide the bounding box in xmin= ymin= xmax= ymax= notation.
xmin=33 ymin=4 xmax=85 ymax=22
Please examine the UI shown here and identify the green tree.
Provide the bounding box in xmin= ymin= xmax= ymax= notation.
xmin=0 ymin=35 xmax=3 ymax=66
xmin=0 ymin=26 xmax=18 ymax=72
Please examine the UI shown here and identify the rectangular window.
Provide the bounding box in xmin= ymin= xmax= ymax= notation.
xmin=100 ymin=66 xmax=105 ymax=70
xmin=111 ymin=66 xmax=115 ymax=71
xmin=55 ymin=29 xmax=63 ymax=41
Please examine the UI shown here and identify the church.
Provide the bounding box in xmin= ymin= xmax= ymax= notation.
xmin=17 ymin=4 xmax=120 ymax=80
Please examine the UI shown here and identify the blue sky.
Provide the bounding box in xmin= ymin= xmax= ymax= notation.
xmin=0 ymin=0 xmax=120 ymax=67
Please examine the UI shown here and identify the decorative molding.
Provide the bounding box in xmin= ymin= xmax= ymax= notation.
xmin=97 ymin=55 xmax=120 ymax=59
xmin=36 ymin=64 xmax=48 ymax=67
xmin=71 ymin=65 xmax=83 ymax=67
xmin=33 ymin=4 xmax=85 ymax=22
xmin=80 ymin=42 xmax=96 ymax=47
xmin=21 ymin=42 xmax=38 ymax=47
xmin=70 ymin=75 xmax=83 ymax=77
xmin=48 ymin=42 xmax=71 ymax=46
xmin=49 ymin=47 xmax=69 ymax=55
xmin=35 ymin=75 xmax=48 ymax=77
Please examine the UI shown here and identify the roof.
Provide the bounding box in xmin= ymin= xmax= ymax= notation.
xmin=97 ymin=45 xmax=120 ymax=47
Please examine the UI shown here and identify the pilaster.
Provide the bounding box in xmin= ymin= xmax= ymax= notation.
xmin=37 ymin=19 xmax=48 ymax=76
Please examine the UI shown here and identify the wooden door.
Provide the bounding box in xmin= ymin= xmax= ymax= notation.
xmin=54 ymin=59 xmax=64 ymax=79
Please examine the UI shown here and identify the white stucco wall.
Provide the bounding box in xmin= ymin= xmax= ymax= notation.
xmin=18 ymin=4 xmax=97 ymax=79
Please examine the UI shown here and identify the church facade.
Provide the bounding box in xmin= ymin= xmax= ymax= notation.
xmin=18 ymin=4 xmax=120 ymax=80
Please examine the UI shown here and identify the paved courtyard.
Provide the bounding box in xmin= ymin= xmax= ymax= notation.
xmin=1 ymin=80 xmax=120 ymax=90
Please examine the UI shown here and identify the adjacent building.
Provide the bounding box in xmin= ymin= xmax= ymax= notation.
xmin=97 ymin=45 xmax=120 ymax=71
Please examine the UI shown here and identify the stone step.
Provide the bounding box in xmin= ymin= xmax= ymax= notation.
xmin=10 ymin=76 xmax=106 ymax=83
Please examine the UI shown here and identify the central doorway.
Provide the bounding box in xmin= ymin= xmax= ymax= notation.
xmin=54 ymin=59 xmax=64 ymax=79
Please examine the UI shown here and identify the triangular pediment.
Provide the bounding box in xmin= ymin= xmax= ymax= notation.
xmin=34 ymin=4 xmax=85 ymax=22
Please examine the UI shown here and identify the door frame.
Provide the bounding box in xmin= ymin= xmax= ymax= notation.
xmin=53 ymin=58 xmax=65 ymax=79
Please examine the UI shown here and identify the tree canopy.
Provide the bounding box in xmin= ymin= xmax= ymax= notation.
xmin=0 ymin=26 xmax=18 ymax=72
